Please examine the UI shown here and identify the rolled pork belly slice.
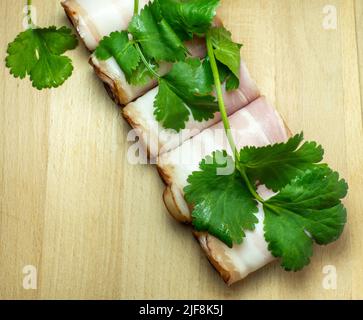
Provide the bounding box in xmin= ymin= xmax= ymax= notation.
xmin=157 ymin=97 xmax=290 ymax=284
xmin=89 ymin=37 xmax=208 ymax=105
xmin=123 ymin=60 xmax=260 ymax=157
xmin=62 ymin=0 xmax=151 ymax=104
xmin=196 ymin=186 xmax=276 ymax=285
xmin=61 ymin=0 xmax=150 ymax=51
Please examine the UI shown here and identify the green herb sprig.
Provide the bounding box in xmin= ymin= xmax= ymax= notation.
xmin=183 ymin=31 xmax=348 ymax=271
xmin=5 ymin=0 xmax=78 ymax=89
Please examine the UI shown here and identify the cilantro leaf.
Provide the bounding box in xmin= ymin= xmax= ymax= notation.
xmin=214 ymin=60 xmax=240 ymax=91
xmin=128 ymin=1 xmax=187 ymax=62
xmin=95 ymin=31 xmax=140 ymax=81
xmin=95 ymin=31 xmax=158 ymax=86
xmin=154 ymin=58 xmax=218 ymax=131
xmin=184 ymin=151 xmax=259 ymax=247
xmin=226 ymin=73 xmax=240 ymax=91
xmin=263 ymin=166 xmax=348 ymax=271
xmin=154 ymin=78 xmax=190 ymax=131
xmin=239 ymin=133 xmax=324 ymax=192
xmin=128 ymin=60 xmax=157 ymax=86
xmin=163 ymin=58 xmax=214 ymax=94
xmin=208 ymin=26 xmax=242 ymax=89
xmin=6 ymin=26 xmax=78 ymax=89
xmin=158 ymin=0 xmax=220 ymax=40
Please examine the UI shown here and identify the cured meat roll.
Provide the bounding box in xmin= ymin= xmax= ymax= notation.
xmin=61 ymin=0 xmax=149 ymax=51
xmin=62 ymin=0 xmax=151 ymax=104
xmin=123 ymin=61 xmax=260 ymax=157
xmin=89 ymin=37 xmax=208 ymax=105
xmin=157 ymin=97 xmax=291 ymax=284
xmin=196 ymin=186 xmax=276 ymax=285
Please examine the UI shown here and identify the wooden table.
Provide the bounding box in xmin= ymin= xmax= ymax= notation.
xmin=1 ymin=0 xmax=362 ymax=299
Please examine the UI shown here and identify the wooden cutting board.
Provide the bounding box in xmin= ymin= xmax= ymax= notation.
xmin=0 ymin=0 xmax=362 ymax=299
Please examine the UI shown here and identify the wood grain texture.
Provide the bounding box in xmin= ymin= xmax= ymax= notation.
xmin=356 ymin=0 xmax=363 ymax=113
xmin=0 ymin=0 xmax=362 ymax=299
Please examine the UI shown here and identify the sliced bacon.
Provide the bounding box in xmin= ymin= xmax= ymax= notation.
xmin=61 ymin=0 xmax=149 ymax=51
xmin=157 ymin=97 xmax=290 ymax=284
xmin=62 ymin=0 xmax=151 ymax=104
xmin=196 ymin=186 xmax=276 ymax=285
xmin=89 ymin=37 xmax=208 ymax=105
xmin=123 ymin=60 xmax=260 ymax=157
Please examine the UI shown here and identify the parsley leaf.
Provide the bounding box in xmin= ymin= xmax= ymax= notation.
xmin=154 ymin=78 xmax=190 ymax=130
xmin=158 ymin=0 xmax=220 ymax=40
xmin=208 ymin=26 xmax=242 ymax=90
xmin=226 ymin=73 xmax=240 ymax=91
xmin=6 ymin=26 xmax=78 ymax=89
xmin=154 ymin=58 xmax=218 ymax=131
xmin=184 ymin=151 xmax=259 ymax=247
xmin=239 ymin=133 xmax=324 ymax=192
xmin=128 ymin=1 xmax=187 ymax=62
xmin=263 ymin=166 xmax=348 ymax=271
xmin=214 ymin=60 xmax=240 ymax=91
xmin=95 ymin=31 xmax=157 ymax=86
xmin=95 ymin=31 xmax=140 ymax=82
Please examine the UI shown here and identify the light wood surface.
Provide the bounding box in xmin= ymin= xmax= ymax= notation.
xmin=1 ymin=0 xmax=362 ymax=300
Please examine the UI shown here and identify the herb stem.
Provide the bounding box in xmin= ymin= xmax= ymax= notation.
xmin=206 ymin=34 xmax=237 ymax=158
xmin=207 ymin=33 xmax=265 ymax=204
xmin=263 ymin=202 xmax=280 ymax=214
xmin=133 ymin=0 xmax=161 ymax=79
xmin=27 ymin=0 xmax=33 ymax=27
xmin=135 ymin=43 xmax=161 ymax=79
xmin=133 ymin=0 xmax=139 ymax=15
xmin=238 ymin=165 xmax=265 ymax=203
